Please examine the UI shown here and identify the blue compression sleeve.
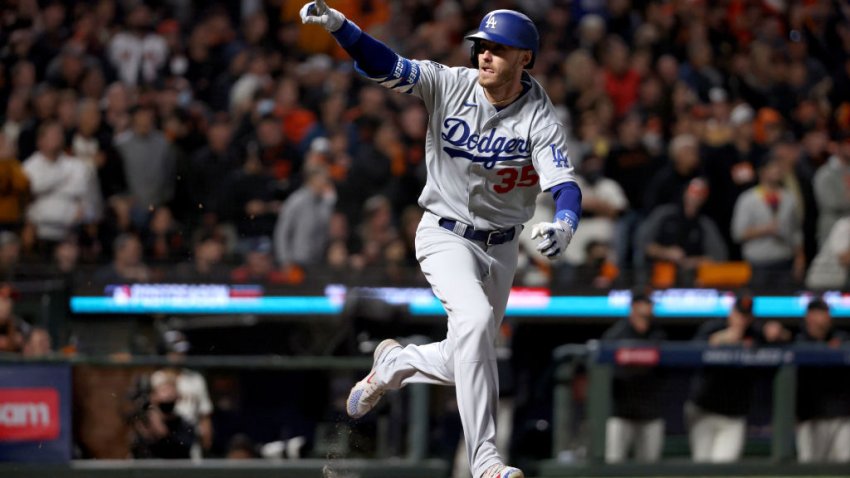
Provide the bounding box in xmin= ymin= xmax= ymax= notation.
xmin=332 ymin=20 xmax=398 ymax=77
xmin=551 ymin=182 xmax=582 ymax=232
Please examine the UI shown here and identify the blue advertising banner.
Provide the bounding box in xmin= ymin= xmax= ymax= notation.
xmin=71 ymin=285 xmax=850 ymax=318
xmin=0 ymin=364 xmax=71 ymax=463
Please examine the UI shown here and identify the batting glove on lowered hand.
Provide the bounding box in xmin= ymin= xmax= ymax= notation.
xmin=531 ymin=219 xmax=574 ymax=259
xmin=300 ymin=0 xmax=345 ymax=32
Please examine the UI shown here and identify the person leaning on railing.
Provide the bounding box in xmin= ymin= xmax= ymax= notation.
xmin=601 ymin=291 xmax=668 ymax=463
xmin=684 ymin=292 xmax=791 ymax=463
xmin=794 ymin=298 xmax=850 ymax=463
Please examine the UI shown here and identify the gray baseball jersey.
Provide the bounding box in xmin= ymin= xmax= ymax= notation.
xmin=375 ymin=61 xmax=577 ymax=230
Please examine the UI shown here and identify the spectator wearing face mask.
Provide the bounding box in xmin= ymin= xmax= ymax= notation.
xmin=151 ymin=331 xmax=214 ymax=459
xmin=564 ymin=153 xmax=628 ymax=266
xmin=131 ymin=371 xmax=196 ymax=459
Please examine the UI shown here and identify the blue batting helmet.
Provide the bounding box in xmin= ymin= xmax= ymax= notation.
xmin=466 ymin=9 xmax=539 ymax=69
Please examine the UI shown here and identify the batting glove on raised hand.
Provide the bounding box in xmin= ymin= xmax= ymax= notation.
xmin=530 ymin=219 xmax=574 ymax=259
xmin=300 ymin=0 xmax=345 ymax=32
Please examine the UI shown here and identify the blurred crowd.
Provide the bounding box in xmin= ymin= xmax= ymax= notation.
xmin=0 ymin=0 xmax=849 ymax=291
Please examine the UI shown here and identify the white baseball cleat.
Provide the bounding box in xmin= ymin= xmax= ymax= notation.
xmin=481 ymin=464 xmax=524 ymax=478
xmin=346 ymin=339 xmax=402 ymax=419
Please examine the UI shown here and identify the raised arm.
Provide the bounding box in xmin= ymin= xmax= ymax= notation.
xmin=300 ymin=1 xmax=419 ymax=93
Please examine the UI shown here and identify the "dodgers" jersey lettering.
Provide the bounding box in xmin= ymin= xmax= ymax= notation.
xmin=440 ymin=118 xmax=532 ymax=168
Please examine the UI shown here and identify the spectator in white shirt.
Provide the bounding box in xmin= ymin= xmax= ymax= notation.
xmin=813 ymin=135 xmax=850 ymax=246
xmin=22 ymin=121 xmax=97 ymax=247
xmin=107 ymin=4 xmax=168 ymax=86
xmin=567 ymin=153 xmax=629 ymax=266
xmin=806 ymin=216 xmax=850 ymax=290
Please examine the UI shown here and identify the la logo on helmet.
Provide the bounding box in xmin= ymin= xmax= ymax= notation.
xmin=485 ymin=15 xmax=497 ymax=29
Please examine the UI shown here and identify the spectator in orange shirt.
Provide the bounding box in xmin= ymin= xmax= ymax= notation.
xmin=0 ymin=133 xmax=30 ymax=230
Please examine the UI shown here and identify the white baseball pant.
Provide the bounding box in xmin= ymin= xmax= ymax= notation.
xmin=375 ymin=211 xmax=518 ymax=478
xmin=605 ymin=416 xmax=665 ymax=463
xmin=685 ymin=401 xmax=746 ymax=462
xmin=797 ymin=417 xmax=850 ymax=463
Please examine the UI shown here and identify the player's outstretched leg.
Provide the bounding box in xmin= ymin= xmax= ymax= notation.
xmin=347 ymin=339 xmax=402 ymax=419
xmin=481 ymin=464 xmax=524 ymax=478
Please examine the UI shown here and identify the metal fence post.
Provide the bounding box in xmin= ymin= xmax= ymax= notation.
xmin=587 ymin=362 xmax=612 ymax=464
xmin=552 ymin=359 xmax=573 ymax=458
xmin=550 ymin=344 xmax=587 ymax=459
xmin=407 ymin=383 xmax=429 ymax=461
xmin=771 ymin=364 xmax=796 ymax=462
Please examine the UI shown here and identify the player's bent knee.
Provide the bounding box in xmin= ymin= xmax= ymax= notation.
xmin=452 ymin=305 xmax=496 ymax=339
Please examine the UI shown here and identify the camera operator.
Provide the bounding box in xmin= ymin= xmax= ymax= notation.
xmin=131 ymin=372 xmax=196 ymax=459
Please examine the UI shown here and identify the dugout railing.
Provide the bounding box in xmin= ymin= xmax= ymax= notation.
xmin=0 ymin=354 xmax=445 ymax=478
xmin=4 ymin=346 xmax=850 ymax=477
xmin=543 ymin=341 xmax=850 ymax=476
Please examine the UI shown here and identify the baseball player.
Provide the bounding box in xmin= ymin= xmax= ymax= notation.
xmin=300 ymin=4 xmax=582 ymax=478
xmin=795 ymin=298 xmax=850 ymax=463
xmin=601 ymin=292 xmax=667 ymax=463
xmin=685 ymin=293 xmax=790 ymax=462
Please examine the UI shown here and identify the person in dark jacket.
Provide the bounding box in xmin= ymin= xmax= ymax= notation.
xmin=637 ymin=177 xmax=728 ymax=283
xmin=795 ymin=298 xmax=850 ymax=463
xmin=601 ymin=291 xmax=667 ymax=462
xmin=685 ymin=293 xmax=790 ymax=462
xmin=131 ymin=373 xmax=196 ymax=459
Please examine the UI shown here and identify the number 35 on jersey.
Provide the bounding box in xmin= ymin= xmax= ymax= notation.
xmin=494 ymin=165 xmax=538 ymax=193
xmin=492 ymin=144 xmax=569 ymax=193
